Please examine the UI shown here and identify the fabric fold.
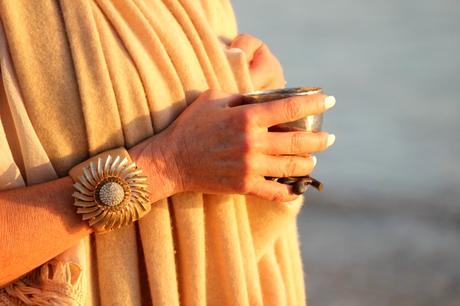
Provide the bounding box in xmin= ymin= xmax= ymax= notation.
xmin=134 ymin=0 xmax=209 ymax=103
xmin=170 ymin=192 xmax=206 ymax=306
xmin=92 ymin=2 xmax=154 ymax=148
xmin=0 ymin=1 xmax=308 ymax=305
xmin=95 ymin=0 xmax=187 ymax=132
xmin=0 ymin=91 xmax=24 ymax=191
xmin=162 ymin=0 xmax=221 ymax=90
xmin=175 ymin=0 xmax=239 ymax=93
xmin=0 ymin=0 xmax=89 ymax=176
xmin=138 ymin=199 xmax=180 ymax=306
xmin=0 ymin=22 xmax=58 ymax=186
xmin=59 ymin=0 xmax=125 ymax=155
xmin=204 ymin=194 xmax=249 ymax=306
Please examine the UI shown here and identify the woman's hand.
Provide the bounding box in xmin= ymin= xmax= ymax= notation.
xmin=230 ymin=34 xmax=286 ymax=90
xmin=160 ymin=90 xmax=335 ymax=202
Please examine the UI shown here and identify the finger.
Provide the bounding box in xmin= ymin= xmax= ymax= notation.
xmin=261 ymin=132 xmax=336 ymax=155
xmin=249 ymin=178 xmax=299 ymax=202
xmin=247 ymin=94 xmax=336 ymax=128
xmin=253 ymin=155 xmax=317 ymax=178
xmin=249 ymin=44 xmax=284 ymax=89
xmin=230 ymin=33 xmax=263 ymax=63
xmin=231 ymin=34 xmax=285 ymax=89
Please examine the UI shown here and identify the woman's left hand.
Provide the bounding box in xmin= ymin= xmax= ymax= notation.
xmin=230 ymin=33 xmax=286 ymax=90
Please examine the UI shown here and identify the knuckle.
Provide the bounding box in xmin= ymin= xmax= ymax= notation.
xmin=202 ymin=89 xmax=224 ymax=100
xmin=271 ymin=189 xmax=287 ymax=202
xmin=282 ymin=157 xmax=297 ymax=177
xmin=290 ymin=133 xmax=304 ymax=154
xmin=241 ymin=134 xmax=256 ymax=155
xmin=237 ymin=33 xmax=253 ymax=41
xmin=238 ymin=33 xmax=261 ymax=44
xmin=240 ymin=153 xmax=255 ymax=176
xmin=234 ymin=160 xmax=252 ymax=193
xmin=201 ymin=88 xmax=216 ymax=98
xmin=237 ymin=176 xmax=253 ymax=194
xmin=283 ymin=98 xmax=302 ymax=121
xmin=287 ymin=157 xmax=297 ymax=176
xmin=238 ymin=109 xmax=256 ymax=130
xmin=257 ymin=43 xmax=271 ymax=56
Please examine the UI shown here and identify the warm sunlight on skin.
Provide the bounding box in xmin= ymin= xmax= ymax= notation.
xmin=147 ymin=89 xmax=336 ymax=203
xmin=231 ymin=33 xmax=287 ymax=90
xmin=0 ymin=32 xmax=335 ymax=287
xmin=132 ymin=34 xmax=338 ymax=204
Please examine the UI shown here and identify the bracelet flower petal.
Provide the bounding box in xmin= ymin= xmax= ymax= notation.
xmin=71 ymin=155 xmax=151 ymax=233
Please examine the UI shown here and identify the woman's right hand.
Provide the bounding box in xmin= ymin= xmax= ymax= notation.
xmin=161 ymin=90 xmax=336 ymax=202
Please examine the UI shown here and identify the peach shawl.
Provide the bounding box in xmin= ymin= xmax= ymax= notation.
xmin=0 ymin=1 xmax=307 ymax=305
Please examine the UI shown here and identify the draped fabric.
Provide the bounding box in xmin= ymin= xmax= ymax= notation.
xmin=0 ymin=1 xmax=307 ymax=305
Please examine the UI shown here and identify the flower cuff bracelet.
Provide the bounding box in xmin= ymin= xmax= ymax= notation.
xmin=68 ymin=147 xmax=151 ymax=233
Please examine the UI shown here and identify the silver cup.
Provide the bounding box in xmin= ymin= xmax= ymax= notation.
xmin=242 ymin=86 xmax=323 ymax=132
xmin=242 ymin=87 xmax=325 ymax=194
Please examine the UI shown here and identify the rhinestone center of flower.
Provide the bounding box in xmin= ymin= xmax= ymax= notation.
xmin=72 ymin=155 xmax=151 ymax=232
xmin=98 ymin=181 xmax=125 ymax=207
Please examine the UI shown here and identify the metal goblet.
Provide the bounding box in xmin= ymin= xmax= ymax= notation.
xmin=242 ymin=87 xmax=325 ymax=195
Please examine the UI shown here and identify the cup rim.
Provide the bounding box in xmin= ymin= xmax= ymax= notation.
xmin=243 ymin=86 xmax=323 ymax=98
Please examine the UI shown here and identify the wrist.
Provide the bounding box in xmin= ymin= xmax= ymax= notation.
xmin=128 ymin=131 xmax=184 ymax=201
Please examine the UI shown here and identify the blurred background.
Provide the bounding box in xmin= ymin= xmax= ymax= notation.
xmin=233 ymin=1 xmax=460 ymax=305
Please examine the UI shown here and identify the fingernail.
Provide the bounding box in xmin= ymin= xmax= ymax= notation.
xmin=227 ymin=47 xmax=243 ymax=53
xmin=327 ymin=134 xmax=336 ymax=147
xmin=312 ymin=156 xmax=317 ymax=167
xmin=325 ymin=96 xmax=336 ymax=109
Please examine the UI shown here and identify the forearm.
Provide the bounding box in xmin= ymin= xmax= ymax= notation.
xmin=0 ymin=175 xmax=90 ymax=286
xmin=0 ymin=131 xmax=180 ymax=286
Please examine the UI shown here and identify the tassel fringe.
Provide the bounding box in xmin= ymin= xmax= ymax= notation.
xmin=0 ymin=260 xmax=83 ymax=306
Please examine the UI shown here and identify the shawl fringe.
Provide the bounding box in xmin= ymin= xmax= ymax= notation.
xmin=0 ymin=260 xmax=82 ymax=306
